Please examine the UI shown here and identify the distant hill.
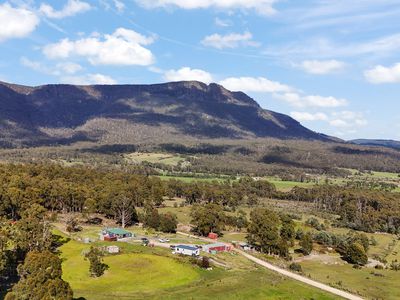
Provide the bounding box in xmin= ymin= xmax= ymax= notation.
xmin=350 ymin=139 xmax=400 ymax=150
xmin=0 ymin=80 xmax=332 ymax=147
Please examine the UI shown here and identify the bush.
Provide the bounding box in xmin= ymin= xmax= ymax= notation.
xmin=66 ymin=217 xmax=81 ymax=233
xmin=300 ymin=232 xmax=313 ymax=255
xmin=198 ymin=256 xmax=210 ymax=269
xmin=159 ymin=212 xmax=178 ymax=233
xmin=85 ymin=247 xmax=108 ymax=277
xmin=289 ymin=262 xmax=302 ymax=273
xmin=344 ymin=242 xmax=368 ymax=266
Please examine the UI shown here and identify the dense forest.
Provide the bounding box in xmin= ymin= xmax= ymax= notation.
xmin=0 ymin=163 xmax=398 ymax=235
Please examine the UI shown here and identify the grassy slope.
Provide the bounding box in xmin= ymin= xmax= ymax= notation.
xmin=301 ymin=260 xmax=400 ymax=300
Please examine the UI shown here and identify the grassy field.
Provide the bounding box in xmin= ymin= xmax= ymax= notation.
xmin=125 ymin=152 xmax=187 ymax=166
xmin=264 ymin=177 xmax=315 ymax=191
xmin=58 ymin=237 xmax=339 ymax=300
xmin=301 ymin=259 xmax=400 ymax=300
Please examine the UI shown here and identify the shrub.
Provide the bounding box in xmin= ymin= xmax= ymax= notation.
xmin=289 ymin=262 xmax=302 ymax=273
xmin=198 ymin=256 xmax=210 ymax=269
xmin=85 ymin=247 xmax=108 ymax=277
xmin=344 ymin=242 xmax=368 ymax=266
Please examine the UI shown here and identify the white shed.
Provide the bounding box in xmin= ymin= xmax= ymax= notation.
xmin=174 ymin=245 xmax=200 ymax=256
xmin=106 ymin=245 xmax=120 ymax=254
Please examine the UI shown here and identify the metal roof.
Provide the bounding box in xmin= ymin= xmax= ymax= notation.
xmin=176 ymin=245 xmax=198 ymax=251
xmin=104 ymin=228 xmax=131 ymax=235
xmin=203 ymin=242 xmax=226 ymax=248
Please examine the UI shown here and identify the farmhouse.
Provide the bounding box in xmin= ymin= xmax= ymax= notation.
xmin=202 ymin=242 xmax=231 ymax=253
xmin=174 ymin=245 xmax=200 ymax=256
xmin=101 ymin=228 xmax=133 ymax=241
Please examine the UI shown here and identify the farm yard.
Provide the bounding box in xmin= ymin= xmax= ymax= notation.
xmin=54 ymin=226 xmax=339 ymax=300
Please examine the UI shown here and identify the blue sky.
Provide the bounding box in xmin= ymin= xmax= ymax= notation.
xmin=1 ymin=0 xmax=400 ymax=140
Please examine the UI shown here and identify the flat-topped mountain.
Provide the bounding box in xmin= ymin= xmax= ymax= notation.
xmin=0 ymin=80 xmax=331 ymax=147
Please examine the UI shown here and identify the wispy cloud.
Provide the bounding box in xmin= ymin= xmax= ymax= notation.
xmin=201 ymin=31 xmax=259 ymax=49
xmin=135 ymin=0 xmax=280 ymax=16
xmin=264 ymin=34 xmax=400 ymax=59
xmin=298 ymin=60 xmax=345 ymax=75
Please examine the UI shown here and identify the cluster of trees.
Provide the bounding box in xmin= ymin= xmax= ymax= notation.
xmin=189 ymin=204 xmax=249 ymax=236
xmin=141 ymin=208 xmax=178 ymax=233
xmin=247 ymin=208 xmax=298 ymax=259
xmin=307 ymin=230 xmax=370 ymax=265
xmin=0 ymin=204 xmax=73 ymax=298
xmin=166 ymin=177 xmax=276 ymax=207
xmin=5 ymin=251 xmax=73 ymax=300
xmin=0 ymin=164 xmax=276 ymax=227
xmin=281 ymin=185 xmax=400 ymax=234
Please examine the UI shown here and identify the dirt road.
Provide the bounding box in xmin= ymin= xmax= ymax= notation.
xmin=236 ymin=249 xmax=364 ymax=300
xmin=175 ymin=231 xmax=363 ymax=300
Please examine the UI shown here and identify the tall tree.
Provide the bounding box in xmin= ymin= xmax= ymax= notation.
xmin=247 ymin=208 xmax=280 ymax=254
xmin=300 ymin=232 xmax=313 ymax=255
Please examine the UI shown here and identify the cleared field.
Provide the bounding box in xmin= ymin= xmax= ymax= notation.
xmin=58 ymin=238 xmax=339 ymax=300
xmin=301 ymin=259 xmax=400 ymax=300
xmin=60 ymin=240 xmax=200 ymax=300
xmin=125 ymin=152 xmax=187 ymax=166
xmin=264 ymin=177 xmax=315 ymax=191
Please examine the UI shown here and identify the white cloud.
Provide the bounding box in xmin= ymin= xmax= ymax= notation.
xmin=57 ymin=62 xmax=83 ymax=74
xmin=0 ymin=3 xmax=39 ymax=42
xmin=275 ymin=93 xmax=348 ymax=108
xmin=219 ymin=76 xmax=291 ymax=93
xmin=201 ymin=31 xmax=259 ymax=49
xmin=291 ymin=110 xmax=368 ymax=132
xmin=164 ymin=67 xmax=213 ymax=83
xmin=329 ymin=111 xmax=368 ymax=128
xmin=219 ymin=75 xmax=348 ymax=109
xmin=290 ymin=112 xmax=328 ymax=122
xmin=135 ymin=0 xmax=279 ymax=16
xmin=21 ymin=57 xmax=83 ymax=75
xmin=113 ymin=0 xmax=125 ymax=12
xmin=299 ymin=59 xmax=345 ymax=74
xmin=43 ymin=28 xmax=155 ymax=66
xmin=61 ymin=73 xmax=116 ymax=85
xmin=364 ymin=63 xmax=400 ymax=84
xmin=40 ymin=0 xmax=91 ymax=19
xmin=215 ymin=17 xmax=232 ymax=27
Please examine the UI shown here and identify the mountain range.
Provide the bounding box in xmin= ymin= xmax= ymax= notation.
xmin=0 ymin=80 xmax=331 ymax=147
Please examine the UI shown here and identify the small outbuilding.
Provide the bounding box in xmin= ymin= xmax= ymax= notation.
xmin=238 ymin=242 xmax=253 ymax=251
xmin=174 ymin=245 xmax=200 ymax=256
xmin=208 ymin=232 xmax=218 ymax=240
xmin=106 ymin=245 xmax=120 ymax=254
xmin=202 ymin=242 xmax=231 ymax=254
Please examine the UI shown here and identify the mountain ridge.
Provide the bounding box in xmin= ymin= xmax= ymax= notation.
xmin=0 ymin=80 xmax=333 ymax=147
xmin=351 ymin=139 xmax=400 ymax=150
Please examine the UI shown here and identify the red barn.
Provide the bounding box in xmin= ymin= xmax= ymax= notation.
xmin=203 ymin=243 xmax=231 ymax=253
xmin=208 ymin=232 xmax=218 ymax=240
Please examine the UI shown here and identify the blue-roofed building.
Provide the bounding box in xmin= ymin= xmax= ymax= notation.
xmin=174 ymin=245 xmax=200 ymax=256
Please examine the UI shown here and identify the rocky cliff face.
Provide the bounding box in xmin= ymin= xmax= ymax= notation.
xmin=0 ymin=80 xmax=331 ymax=147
